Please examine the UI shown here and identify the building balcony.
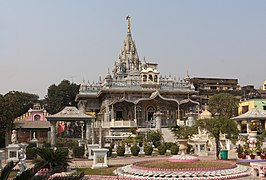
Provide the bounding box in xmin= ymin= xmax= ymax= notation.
xmin=103 ymin=119 xmax=137 ymax=128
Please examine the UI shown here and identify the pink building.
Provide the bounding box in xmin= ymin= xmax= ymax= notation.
xmin=14 ymin=103 xmax=50 ymax=143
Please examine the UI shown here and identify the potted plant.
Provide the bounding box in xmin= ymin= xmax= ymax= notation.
xmin=260 ymin=148 xmax=266 ymax=159
xmin=249 ymin=148 xmax=256 ymax=159
xmin=170 ymin=125 xmax=197 ymax=155
xmin=235 ymin=144 xmax=244 ymax=159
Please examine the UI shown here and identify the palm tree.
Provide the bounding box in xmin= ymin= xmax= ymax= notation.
xmin=33 ymin=148 xmax=71 ymax=176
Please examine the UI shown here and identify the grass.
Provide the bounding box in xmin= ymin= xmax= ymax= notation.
xmin=136 ymin=160 xmax=233 ymax=169
xmin=75 ymin=165 xmax=122 ymax=176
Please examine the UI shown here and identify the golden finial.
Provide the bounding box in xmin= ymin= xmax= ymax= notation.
xmin=126 ymin=16 xmax=131 ymax=33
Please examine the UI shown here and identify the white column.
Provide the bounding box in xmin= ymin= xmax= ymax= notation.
xmin=247 ymin=121 xmax=251 ymax=133
xmin=92 ymin=119 xmax=95 ymax=144
xmin=237 ymin=121 xmax=241 ymax=131
xmin=50 ymin=121 xmax=56 ymax=147
xmin=81 ymin=121 xmax=84 ymax=140
xmin=85 ymin=120 xmax=90 ymax=140
xmin=134 ymin=104 xmax=137 ymax=125
xmin=0 ymin=150 xmax=3 ymax=170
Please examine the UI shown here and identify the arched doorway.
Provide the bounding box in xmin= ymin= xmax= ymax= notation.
xmin=146 ymin=106 xmax=155 ymax=127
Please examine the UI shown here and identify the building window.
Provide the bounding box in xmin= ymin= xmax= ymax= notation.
xmin=149 ymin=74 xmax=153 ymax=81
xmin=263 ymin=106 xmax=266 ymax=110
xmin=143 ymin=75 xmax=147 ymax=82
xmin=242 ymin=106 xmax=249 ymax=114
xmin=154 ymin=75 xmax=158 ymax=82
xmin=34 ymin=115 xmax=41 ymax=121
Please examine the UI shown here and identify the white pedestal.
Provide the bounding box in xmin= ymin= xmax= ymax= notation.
xmin=0 ymin=150 xmax=4 ymax=170
xmin=91 ymin=148 xmax=109 ymax=169
xmin=6 ymin=144 xmax=19 ymax=162
xmin=87 ymin=144 xmax=99 ymax=160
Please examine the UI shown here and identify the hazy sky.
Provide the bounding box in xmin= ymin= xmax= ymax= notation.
xmin=1 ymin=1 xmax=266 ymax=99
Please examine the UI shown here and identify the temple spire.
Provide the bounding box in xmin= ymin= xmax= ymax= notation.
xmin=126 ymin=16 xmax=131 ymax=33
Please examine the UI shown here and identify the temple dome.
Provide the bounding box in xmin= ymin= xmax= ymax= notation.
xmin=200 ymin=109 xmax=212 ymax=119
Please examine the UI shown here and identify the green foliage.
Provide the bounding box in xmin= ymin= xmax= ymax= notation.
xmin=116 ymin=145 xmax=125 ymax=156
xmin=209 ymin=93 xmax=238 ymax=118
xmin=0 ymin=91 xmax=39 ymax=136
xmin=196 ymin=117 xmax=239 ymax=159
xmin=147 ymin=130 xmax=163 ymax=147
xmin=170 ymin=145 xmax=179 ymax=155
xmin=170 ymin=125 xmax=197 ymax=139
xmin=144 ymin=145 xmax=153 ymax=155
xmin=105 ymin=146 xmax=113 ymax=157
xmin=0 ymin=161 xmax=17 ymax=180
xmin=55 ymin=138 xmax=77 ymax=149
xmin=26 ymin=147 xmax=37 ymax=160
xmin=130 ymin=145 xmax=140 ymax=156
xmin=44 ymin=80 xmax=79 ymax=114
xmin=73 ymin=146 xmax=84 ymax=158
xmin=33 ymin=147 xmax=71 ymax=175
xmin=165 ymin=142 xmax=176 ymax=150
xmin=157 ymin=145 xmax=167 ymax=155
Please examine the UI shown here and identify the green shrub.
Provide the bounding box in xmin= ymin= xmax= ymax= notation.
xmin=57 ymin=147 xmax=69 ymax=157
xmin=165 ymin=142 xmax=176 ymax=150
xmin=158 ymin=145 xmax=167 ymax=155
xmin=26 ymin=147 xmax=37 ymax=159
xmin=144 ymin=145 xmax=153 ymax=156
xmin=130 ymin=145 xmax=140 ymax=156
xmin=116 ymin=145 xmax=125 ymax=156
xmin=170 ymin=145 xmax=179 ymax=155
xmin=154 ymin=141 xmax=161 ymax=148
xmin=73 ymin=146 xmax=84 ymax=158
xmin=186 ymin=144 xmax=194 ymax=154
xmin=105 ymin=146 xmax=113 ymax=157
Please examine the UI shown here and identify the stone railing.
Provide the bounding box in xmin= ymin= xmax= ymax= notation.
xmin=110 ymin=119 xmax=137 ymax=128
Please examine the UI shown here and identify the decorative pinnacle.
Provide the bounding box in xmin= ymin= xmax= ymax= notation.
xmin=126 ymin=15 xmax=131 ymax=33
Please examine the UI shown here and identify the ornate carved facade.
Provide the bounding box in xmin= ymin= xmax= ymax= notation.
xmin=76 ymin=17 xmax=199 ymax=140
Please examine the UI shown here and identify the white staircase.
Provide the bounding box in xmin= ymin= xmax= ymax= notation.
xmin=161 ymin=128 xmax=176 ymax=142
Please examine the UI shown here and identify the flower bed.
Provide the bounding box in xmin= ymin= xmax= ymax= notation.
xmin=132 ymin=159 xmax=236 ymax=172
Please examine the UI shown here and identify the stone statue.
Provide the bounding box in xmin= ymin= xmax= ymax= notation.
xmin=18 ymin=145 xmax=27 ymax=175
xmin=11 ymin=130 xmax=17 ymax=144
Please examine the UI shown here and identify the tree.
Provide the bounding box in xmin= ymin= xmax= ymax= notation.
xmin=146 ymin=130 xmax=163 ymax=147
xmin=208 ymin=93 xmax=238 ymax=118
xmin=196 ymin=117 xmax=239 ymax=159
xmin=44 ymin=80 xmax=79 ymax=114
xmin=0 ymin=91 xmax=39 ymax=146
xmin=170 ymin=125 xmax=197 ymax=139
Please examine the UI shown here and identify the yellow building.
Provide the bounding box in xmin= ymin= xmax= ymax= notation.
xmin=238 ymin=99 xmax=266 ymax=115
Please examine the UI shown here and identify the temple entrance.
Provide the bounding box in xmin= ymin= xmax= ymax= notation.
xmin=146 ymin=106 xmax=155 ymax=128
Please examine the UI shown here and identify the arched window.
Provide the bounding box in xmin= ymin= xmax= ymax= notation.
xmin=149 ymin=74 xmax=153 ymax=81
xmin=143 ymin=75 xmax=147 ymax=82
xmin=154 ymin=75 xmax=158 ymax=82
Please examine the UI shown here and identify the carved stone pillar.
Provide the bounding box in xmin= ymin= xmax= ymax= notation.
xmin=50 ymin=121 xmax=56 ymax=147
xmin=85 ymin=120 xmax=90 ymax=140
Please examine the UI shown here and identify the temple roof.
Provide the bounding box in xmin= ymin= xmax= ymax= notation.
xmin=14 ymin=120 xmax=50 ymax=129
xmin=232 ymin=108 xmax=266 ymax=120
xmin=47 ymin=106 xmax=94 ymax=121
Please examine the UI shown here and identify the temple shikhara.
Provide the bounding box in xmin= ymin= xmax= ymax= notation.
xmin=76 ymin=17 xmax=199 ymax=142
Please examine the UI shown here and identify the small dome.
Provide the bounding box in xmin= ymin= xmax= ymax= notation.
xmin=147 ymin=67 xmax=153 ymax=72
xmin=141 ymin=69 xmax=148 ymax=73
xmin=153 ymin=69 xmax=159 ymax=73
xmin=200 ymin=110 xmax=212 ymax=119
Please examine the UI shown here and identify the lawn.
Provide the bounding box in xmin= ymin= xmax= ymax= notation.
xmin=135 ymin=160 xmax=233 ymax=169
xmin=75 ymin=165 xmax=121 ymax=176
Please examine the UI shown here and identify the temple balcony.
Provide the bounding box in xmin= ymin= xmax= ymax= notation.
xmin=103 ymin=119 xmax=137 ymax=128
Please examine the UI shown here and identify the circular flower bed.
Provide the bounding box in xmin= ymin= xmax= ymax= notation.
xmin=132 ymin=159 xmax=236 ymax=171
